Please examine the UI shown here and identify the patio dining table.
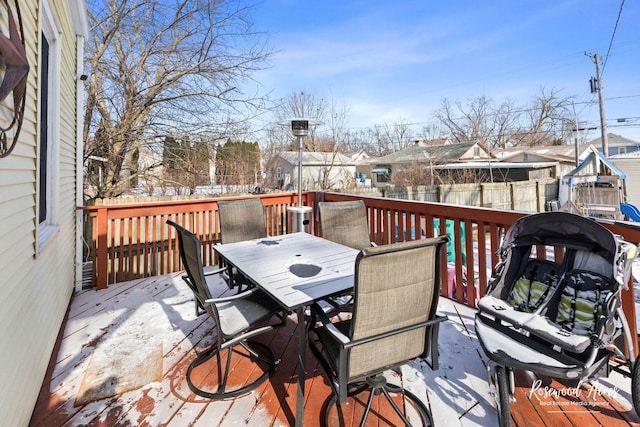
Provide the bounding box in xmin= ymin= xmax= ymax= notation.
xmin=214 ymin=231 xmax=359 ymax=426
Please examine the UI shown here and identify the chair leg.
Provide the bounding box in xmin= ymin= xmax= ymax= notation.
xmin=186 ymin=340 xmax=276 ymax=400
xmin=382 ymin=382 xmax=434 ymax=427
xmin=323 ymin=375 xmax=433 ymax=427
xmin=220 ymin=345 xmax=234 ymax=394
xmin=359 ymin=385 xmax=377 ymax=427
xmin=195 ymin=299 xmax=205 ymax=317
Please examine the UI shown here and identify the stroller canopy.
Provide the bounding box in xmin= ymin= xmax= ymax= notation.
xmin=500 ymin=211 xmax=618 ymax=265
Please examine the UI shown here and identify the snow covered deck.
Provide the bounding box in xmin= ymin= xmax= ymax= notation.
xmin=30 ymin=271 xmax=640 ymax=426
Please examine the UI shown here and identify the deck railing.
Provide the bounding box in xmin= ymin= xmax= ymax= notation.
xmin=79 ymin=191 xmax=640 ymax=350
xmin=81 ymin=192 xmax=316 ymax=289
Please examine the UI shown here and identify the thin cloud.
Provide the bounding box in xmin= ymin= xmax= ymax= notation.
xmin=251 ymin=0 xmax=640 ymax=138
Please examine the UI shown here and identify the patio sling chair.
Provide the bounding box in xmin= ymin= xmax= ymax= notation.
xmin=308 ymin=236 xmax=449 ymax=426
xmin=167 ymin=220 xmax=285 ymax=399
xmin=217 ymin=198 xmax=268 ymax=292
xmin=317 ymin=200 xmax=376 ymax=313
xmin=318 ymin=200 xmax=374 ymax=250
xmin=218 ymin=198 xmax=268 ymax=244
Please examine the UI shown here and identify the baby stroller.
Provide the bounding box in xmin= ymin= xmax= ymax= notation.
xmin=475 ymin=211 xmax=640 ymax=426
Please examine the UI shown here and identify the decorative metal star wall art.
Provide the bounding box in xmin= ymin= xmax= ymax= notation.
xmin=0 ymin=0 xmax=29 ymax=158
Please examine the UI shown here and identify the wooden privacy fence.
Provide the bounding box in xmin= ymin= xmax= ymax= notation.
xmin=382 ymin=178 xmax=559 ymax=212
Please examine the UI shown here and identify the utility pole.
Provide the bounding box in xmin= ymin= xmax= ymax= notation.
xmin=586 ymin=52 xmax=608 ymax=156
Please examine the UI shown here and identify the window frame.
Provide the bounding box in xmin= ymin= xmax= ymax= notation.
xmin=37 ymin=0 xmax=61 ymax=250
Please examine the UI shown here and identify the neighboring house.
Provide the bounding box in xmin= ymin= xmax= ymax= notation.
xmin=494 ymin=136 xmax=640 ymax=205
xmin=370 ymin=141 xmax=491 ymax=186
xmin=494 ymin=143 xmax=591 ymax=179
xmin=269 ymin=151 xmax=357 ymax=190
xmin=588 ymin=133 xmax=640 ymax=156
xmin=0 ymin=2 xmax=88 ymax=426
xmin=348 ymin=149 xmax=377 ymax=188
xmin=130 ymin=142 xmax=165 ymax=194
xmin=609 ymin=150 xmax=640 ymax=205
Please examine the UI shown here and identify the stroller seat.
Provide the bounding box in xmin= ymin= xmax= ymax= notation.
xmin=477 ymin=258 xmax=562 ymax=331
xmin=479 ymin=265 xmax=616 ymax=354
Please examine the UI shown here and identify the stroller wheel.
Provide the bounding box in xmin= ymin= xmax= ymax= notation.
xmin=632 ymin=358 xmax=640 ymax=416
xmin=495 ymin=366 xmax=512 ymax=427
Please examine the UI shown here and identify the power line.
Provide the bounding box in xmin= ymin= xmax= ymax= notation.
xmin=602 ymin=0 xmax=625 ymax=75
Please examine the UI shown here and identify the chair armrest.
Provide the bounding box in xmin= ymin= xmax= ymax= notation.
xmin=204 ymin=265 xmax=227 ymax=276
xmin=311 ymin=303 xmax=350 ymax=346
xmin=204 ymin=267 xmax=229 ymax=276
xmin=205 ymin=286 xmax=262 ymax=304
xmin=346 ymin=315 xmax=447 ymax=349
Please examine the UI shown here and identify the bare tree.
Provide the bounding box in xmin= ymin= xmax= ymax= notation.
xmin=371 ymin=118 xmax=413 ymax=153
xmin=519 ymin=86 xmax=574 ymax=146
xmin=273 ymin=91 xmax=328 ymax=151
xmin=435 ymin=96 xmax=523 ymax=151
xmin=325 ymin=99 xmax=350 ymax=149
xmin=342 ymin=128 xmax=374 ymax=154
xmin=492 ymin=99 xmax=521 ymax=149
xmin=83 ymin=0 xmax=272 ymax=200
xmin=436 ymin=96 xmax=493 ymax=145
xmin=264 ymin=91 xmax=361 ymax=191
xmin=417 ymin=125 xmax=448 ymax=185
xmin=391 ymin=163 xmax=430 ymax=187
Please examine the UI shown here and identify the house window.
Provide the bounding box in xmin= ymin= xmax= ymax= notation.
xmin=376 ymin=173 xmax=390 ymax=183
xmin=371 ymin=165 xmax=391 ymax=183
xmin=473 ymin=146 xmax=480 ymax=158
xmin=38 ymin=0 xmax=60 ymax=248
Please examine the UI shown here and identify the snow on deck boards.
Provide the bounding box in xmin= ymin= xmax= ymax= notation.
xmin=30 ymin=271 xmax=640 ymax=426
xmin=423 ymin=298 xmax=498 ymax=426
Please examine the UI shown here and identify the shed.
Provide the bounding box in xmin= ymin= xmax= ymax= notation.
xmin=559 ymin=145 xmax=627 ymax=219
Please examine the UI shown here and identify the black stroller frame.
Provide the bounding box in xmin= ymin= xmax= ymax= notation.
xmin=475 ymin=211 xmax=640 ymax=426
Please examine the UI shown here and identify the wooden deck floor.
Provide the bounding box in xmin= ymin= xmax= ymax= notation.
xmin=30 ymin=272 xmax=640 ymax=426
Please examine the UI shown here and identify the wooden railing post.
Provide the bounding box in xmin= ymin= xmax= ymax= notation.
xmin=96 ymin=206 xmax=108 ymax=290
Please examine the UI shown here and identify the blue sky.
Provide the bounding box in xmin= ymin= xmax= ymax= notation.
xmin=250 ymin=0 xmax=640 ymax=141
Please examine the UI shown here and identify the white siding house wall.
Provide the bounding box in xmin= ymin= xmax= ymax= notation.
xmin=0 ymin=1 xmax=86 ymax=426
xmin=271 ymin=151 xmax=357 ymax=190
xmin=611 ymin=156 xmax=640 ymax=205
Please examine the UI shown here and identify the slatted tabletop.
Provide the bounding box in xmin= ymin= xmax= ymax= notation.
xmin=214 ymin=232 xmax=360 ymax=311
